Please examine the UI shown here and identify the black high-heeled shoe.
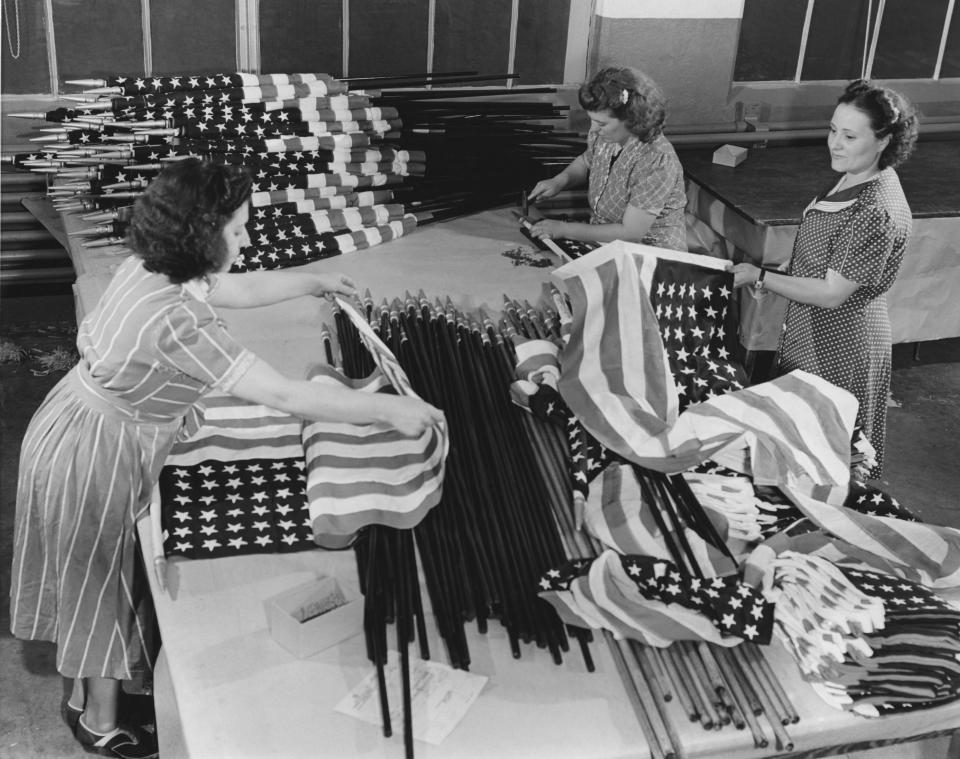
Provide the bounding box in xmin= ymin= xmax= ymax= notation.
xmin=60 ymin=697 xmax=84 ymax=735
xmin=75 ymin=718 xmax=158 ymax=759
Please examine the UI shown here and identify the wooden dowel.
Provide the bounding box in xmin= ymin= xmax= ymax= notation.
xmin=607 ymin=636 xmax=674 ymax=759
xmin=730 ymin=646 xmax=795 ymax=751
xmin=744 ymin=644 xmax=800 ymax=724
xmin=652 ymin=647 xmax=699 ymax=723
xmin=711 ymin=646 xmax=769 ymax=748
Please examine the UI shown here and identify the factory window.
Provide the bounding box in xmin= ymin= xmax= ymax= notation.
xmin=735 ymin=0 xmax=958 ymax=82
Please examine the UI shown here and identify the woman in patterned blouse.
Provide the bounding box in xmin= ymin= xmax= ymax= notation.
xmin=9 ymin=159 xmax=444 ymax=758
xmin=528 ymin=66 xmax=687 ymax=252
xmin=732 ymin=80 xmax=919 ymax=478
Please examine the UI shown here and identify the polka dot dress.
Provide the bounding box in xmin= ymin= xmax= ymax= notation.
xmin=777 ymin=168 xmax=912 ymax=476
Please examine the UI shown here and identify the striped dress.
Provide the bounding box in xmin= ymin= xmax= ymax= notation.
xmin=9 ymin=256 xmax=255 ymax=679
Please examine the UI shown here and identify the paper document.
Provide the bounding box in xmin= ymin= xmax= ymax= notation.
xmin=335 ymin=652 xmax=487 ymax=745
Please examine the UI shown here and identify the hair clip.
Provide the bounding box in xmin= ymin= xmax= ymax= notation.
xmin=620 ymin=89 xmax=629 ymax=105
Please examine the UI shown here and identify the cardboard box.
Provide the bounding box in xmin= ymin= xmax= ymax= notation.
xmin=264 ymin=576 xmax=363 ymax=658
xmin=712 ymin=144 xmax=749 ymax=168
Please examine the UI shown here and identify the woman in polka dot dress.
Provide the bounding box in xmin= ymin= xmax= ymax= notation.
xmin=733 ymin=80 xmax=919 ymax=477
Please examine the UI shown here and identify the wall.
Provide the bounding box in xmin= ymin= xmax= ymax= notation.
xmin=587 ymin=0 xmax=960 ymax=129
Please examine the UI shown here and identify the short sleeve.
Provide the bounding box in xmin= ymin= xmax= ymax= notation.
xmin=155 ymin=300 xmax=255 ymax=391
xmin=626 ymin=149 xmax=682 ymax=215
xmin=828 ymin=205 xmax=898 ymax=287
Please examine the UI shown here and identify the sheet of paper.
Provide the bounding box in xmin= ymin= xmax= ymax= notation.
xmin=335 ymin=651 xmax=487 ymax=745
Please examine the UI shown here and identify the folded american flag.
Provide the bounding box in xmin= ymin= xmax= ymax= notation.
xmin=304 ymin=299 xmax=449 ymax=549
xmin=157 ymin=393 xmax=315 ymax=559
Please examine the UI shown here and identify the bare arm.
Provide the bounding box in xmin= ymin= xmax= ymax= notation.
xmin=209 ymin=270 xmax=357 ymax=309
xmin=530 ymin=204 xmax=657 ymax=245
xmin=527 ymin=154 xmax=590 ymax=201
xmin=732 ymin=263 xmax=859 ymax=309
xmin=229 ymin=357 xmax=444 ymax=435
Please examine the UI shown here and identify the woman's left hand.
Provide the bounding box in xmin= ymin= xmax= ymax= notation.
xmin=315 ymin=273 xmax=358 ymax=300
xmin=731 ymin=262 xmax=761 ymax=288
xmin=529 ymin=219 xmax=567 ymax=240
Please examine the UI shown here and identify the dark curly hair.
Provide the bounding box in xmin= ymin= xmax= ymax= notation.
xmin=838 ymin=79 xmax=919 ymax=170
xmin=578 ymin=66 xmax=667 ymax=142
xmin=126 ymin=158 xmax=253 ymax=283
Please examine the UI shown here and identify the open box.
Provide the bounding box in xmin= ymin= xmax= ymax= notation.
xmin=264 ymin=576 xmax=363 ymax=658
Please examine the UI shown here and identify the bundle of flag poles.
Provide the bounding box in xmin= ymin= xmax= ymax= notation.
xmin=324 ymin=289 xmax=810 ymax=758
xmin=6 ymin=69 xmax=582 ymax=267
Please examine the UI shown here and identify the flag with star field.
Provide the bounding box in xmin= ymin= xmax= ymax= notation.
xmin=157 ymin=393 xmax=316 ymax=559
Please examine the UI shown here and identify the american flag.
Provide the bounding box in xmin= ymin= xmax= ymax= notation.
xmin=157 ymin=393 xmax=315 ymax=559
xmin=538 ymin=549 xmax=773 ymax=647
xmin=232 ymin=217 xmax=417 ymax=272
xmin=305 ymin=299 xmax=449 ymax=549
xmin=756 ymin=548 xmax=960 ymax=716
xmin=553 ymin=244 xmax=859 ymax=492
xmin=777 ymin=487 xmax=960 ymax=589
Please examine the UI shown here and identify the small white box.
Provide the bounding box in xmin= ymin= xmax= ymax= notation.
xmin=712 ymin=144 xmax=749 ymax=168
xmin=264 ymin=576 xmax=363 ymax=658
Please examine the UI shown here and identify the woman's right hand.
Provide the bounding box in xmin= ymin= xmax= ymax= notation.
xmin=382 ymin=396 xmax=446 ymax=437
xmin=528 ymin=176 xmax=566 ymax=202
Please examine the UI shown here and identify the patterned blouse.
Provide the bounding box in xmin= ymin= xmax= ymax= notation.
xmin=581 ymin=128 xmax=688 ymax=251
xmin=77 ymin=256 xmax=256 ymax=422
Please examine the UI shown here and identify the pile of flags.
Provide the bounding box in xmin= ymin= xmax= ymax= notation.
xmin=495 ymin=242 xmax=960 ymax=728
xmin=8 ymin=69 xmax=581 ymax=268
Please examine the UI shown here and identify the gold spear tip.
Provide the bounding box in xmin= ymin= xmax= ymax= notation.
xmin=30 ymin=135 xmax=66 ymax=142
xmin=69 ymin=226 xmax=112 ymax=237
xmin=9 ymin=112 xmax=48 ymax=119
xmin=79 ymin=211 xmax=119 ymax=222
xmin=81 ymin=86 xmax=123 ymax=95
xmin=65 ymin=78 xmax=107 ymax=87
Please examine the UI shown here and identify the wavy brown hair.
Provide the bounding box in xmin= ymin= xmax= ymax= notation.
xmin=578 ymin=66 xmax=668 ymax=142
xmin=839 ymin=79 xmax=919 ymax=170
xmin=127 ymin=158 xmax=252 ymax=283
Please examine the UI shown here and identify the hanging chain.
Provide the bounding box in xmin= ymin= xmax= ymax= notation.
xmin=2 ymin=0 xmax=21 ymax=60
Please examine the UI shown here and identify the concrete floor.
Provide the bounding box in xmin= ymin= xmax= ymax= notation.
xmin=1 ymin=290 xmax=958 ymax=759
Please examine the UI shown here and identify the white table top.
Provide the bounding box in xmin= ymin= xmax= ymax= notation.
xmin=53 ymin=201 xmax=960 ymax=758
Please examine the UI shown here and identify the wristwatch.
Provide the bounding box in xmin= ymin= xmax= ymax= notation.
xmin=755 ymin=268 xmax=767 ymax=290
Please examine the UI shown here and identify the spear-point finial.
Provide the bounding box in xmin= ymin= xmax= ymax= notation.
xmin=8 ymin=112 xmax=48 ymax=119
xmin=81 ymin=86 xmax=123 ymax=95
xmin=65 ymin=78 xmax=108 ymax=87
xmin=69 ymin=225 xmax=114 ymax=237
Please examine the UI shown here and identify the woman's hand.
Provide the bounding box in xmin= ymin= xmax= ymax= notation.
xmin=731 ymin=262 xmax=761 ymax=288
xmin=313 ymin=273 xmax=358 ymax=300
xmin=528 ymin=176 xmax=566 ymax=202
xmin=381 ymin=396 xmax=446 ymax=437
xmin=529 ymin=219 xmax=568 ymax=240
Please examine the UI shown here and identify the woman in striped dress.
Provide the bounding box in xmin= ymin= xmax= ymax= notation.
xmin=9 ymin=158 xmax=444 ymax=758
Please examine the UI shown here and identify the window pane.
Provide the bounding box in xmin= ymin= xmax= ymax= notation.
xmin=802 ymin=0 xmax=871 ymax=80
xmin=260 ymin=0 xmax=342 ymax=77
xmin=52 ymin=0 xmax=144 ymax=83
xmin=1 ymin=0 xmax=49 ymax=94
xmin=734 ymin=0 xmax=808 ymax=81
xmin=433 ymin=0 xmax=513 ymax=82
xmin=152 ymin=0 xmax=236 ymax=76
xmin=516 ymin=0 xmax=570 ymax=84
xmin=349 ymin=0 xmax=429 ymax=78
xmin=941 ymin=4 xmax=960 ymax=76
xmin=872 ymin=0 xmax=950 ymax=78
